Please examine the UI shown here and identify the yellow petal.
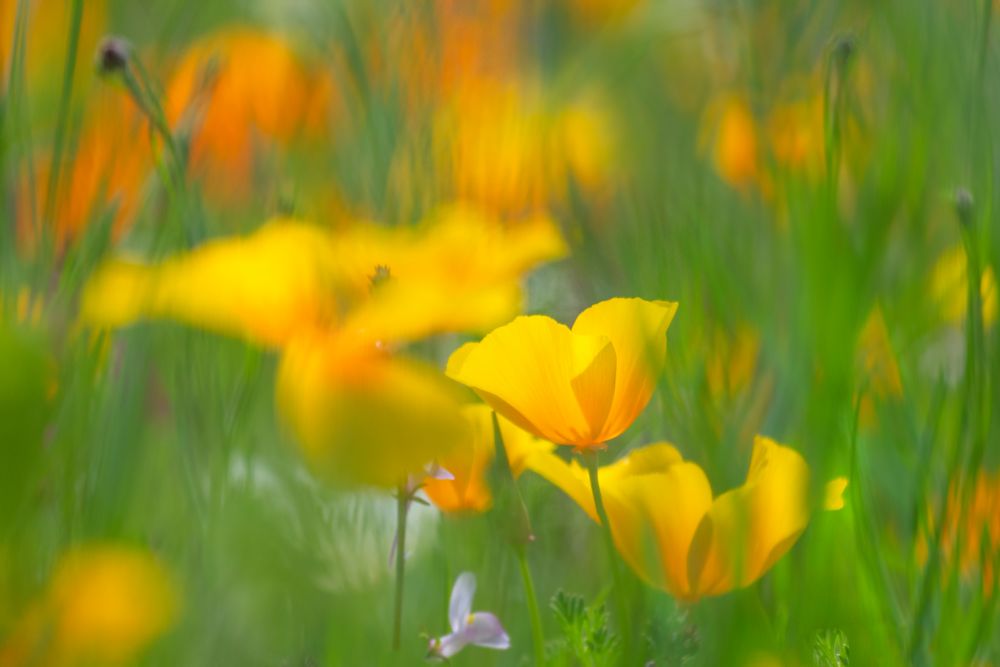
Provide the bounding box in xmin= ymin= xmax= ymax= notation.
xmin=80 ymin=221 xmax=340 ymax=347
xmin=824 ymin=477 xmax=849 ymax=511
xmin=332 ymin=205 xmax=565 ymax=343
xmin=525 ymin=450 xmax=598 ymax=521
xmin=614 ymin=458 xmax=713 ymax=598
xmin=527 ymin=443 xmax=712 ymax=598
xmin=77 ymin=260 xmax=153 ymax=329
xmin=687 ymin=436 xmax=810 ymax=598
xmin=571 ymin=298 xmax=678 ymax=441
xmin=277 ymin=336 xmax=470 ymax=488
xmin=569 ymin=334 xmax=618 ymax=441
xmin=498 ymin=414 xmax=555 ymax=477
xmin=424 ymin=404 xmax=496 ymax=514
xmin=446 ymin=315 xmax=598 ymax=445
xmin=49 ymin=546 xmax=178 ymax=665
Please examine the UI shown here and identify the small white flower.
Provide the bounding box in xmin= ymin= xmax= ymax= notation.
xmin=428 ymin=572 xmax=510 ymax=660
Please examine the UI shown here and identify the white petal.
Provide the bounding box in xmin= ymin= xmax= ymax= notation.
xmin=449 ymin=572 xmax=476 ymax=632
xmin=462 ymin=612 xmax=510 ymax=650
xmin=432 ymin=631 xmax=469 ymax=659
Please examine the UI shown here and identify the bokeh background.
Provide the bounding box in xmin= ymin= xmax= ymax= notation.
xmin=1 ymin=0 xmax=998 ymax=664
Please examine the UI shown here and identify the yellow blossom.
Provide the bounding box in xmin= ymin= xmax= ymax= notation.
xmin=79 ymin=220 xmax=341 ymax=346
xmin=165 ymin=28 xmax=333 ymax=203
xmin=447 ymin=297 xmax=678 ymax=449
xmin=930 ymin=244 xmax=998 ymax=329
xmin=527 ymin=436 xmax=846 ymax=600
xmin=79 ymin=205 xmax=566 ymax=347
xmin=275 ymin=334 xmax=471 ymax=488
xmin=704 ymin=95 xmax=759 ymax=191
xmin=423 ymin=404 xmax=554 ymax=514
xmin=0 ymin=545 xmax=178 ymax=667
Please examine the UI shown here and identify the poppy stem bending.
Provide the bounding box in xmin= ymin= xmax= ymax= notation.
xmin=582 ymin=449 xmax=633 ymax=654
xmin=515 ymin=546 xmax=546 ymax=667
xmin=392 ymin=481 xmax=409 ymax=652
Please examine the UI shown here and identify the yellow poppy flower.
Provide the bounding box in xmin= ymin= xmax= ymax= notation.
xmin=275 ymin=334 xmax=471 ymax=488
xmin=165 ymin=28 xmax=333 ymax=202
xmin=930 ymin=244 xmax=998 ymax=329
xmin=335 ymin=205 xmax=567 ymax=343
xmin=80 ymin=205 xmax=565 ymax=348
xmin=433 ymin=81 xmax=616 ymax=216
xmin=0 ymin=545 xmax=178 ymax=667
xmin=526 ymin=436 xmax=846 ymax=600
xmin=79 ymin=219 xmax=341 ymax=347
xmin=423 ymin=404 xmax=554 ymax=514
xmin=447 ymin=297 xmax=678 ymax=449
xmin=703 ymin=95 xmax=759 ymax=191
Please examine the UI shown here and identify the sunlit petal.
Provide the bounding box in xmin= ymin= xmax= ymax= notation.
xmin=276 ymin=336 xmax=470 ymax=488
xmin=687 ymin=436 xmax=810 ymax=597
xmin=447 ymin=316 xmax=596 ymax=444
xmin=572 ymin=298 xmax=678 ymax=441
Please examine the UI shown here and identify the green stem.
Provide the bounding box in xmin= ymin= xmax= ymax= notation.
xmin=582 ymin=449 xmax=632 ymax=658
xmin=515 ymin=546 xmax=546 ymax=667
xmin=393 ymin=481 xmax=409 ymax=652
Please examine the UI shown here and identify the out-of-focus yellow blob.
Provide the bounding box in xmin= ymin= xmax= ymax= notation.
xmin=79 ymin=220 xmax=341 ymax=347
xmin=276 ymin=335 xmax=471 ymax=488
xmin=337 ymin=205 xmax=568 ymax=343
xmin=704 ymin=95 xmax=759 ymax=191
xmin=165 ymin=28 xmax=333 ymax=202
xmin=0 ymin=545 xmax=178 ymax=667
xmin=437 ymin=81 xmax=618 ymax=216
xmin=423 ymin=404 xmax=554 ymax=514
xmin=448 ymin=297 xmax=678 ymax=449
xmin=19 ymin=90 xmax=151 ymax=249
xmin=80 ymin=205 xmax=566 ymax=348
xmin=0 ymin=0 xmax=107 ymax=90
xmin=930 ymin=245 xmax=998 ymax=329
xmin=527 ymin=436 xmax=846 ymax=600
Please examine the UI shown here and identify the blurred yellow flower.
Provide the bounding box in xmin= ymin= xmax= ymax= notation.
xmin=331 ymin=205 xmax=567 ymax=344
xmin=0 ymin=0 xmax=107 ymax=92
xmin=0 ymin=545 xmax=178 ymax=667
xmin=527 ymin=436 xmax=846 ymax=600
xmin=19 ymin=90 xmax=152 ymax=249
xmin=276 ymin=334 xmax=471 ymax=488
xmin=79 ymin=220 xmax=341 ymax=346
xmin=930 ymin=244 xmax=998 ymax=329
xmin=704 ymin=95 xmax=759 ymax=191
xmin=423 ymin=404 xmax=554 ymax=514
xmin=447 ymin=297 xmax=678 ymax=449
xmin=80 ymin=205 xmax=565 ymax=348
xmin=165 ymin=28 xmax=333 ymax=203
xmin=436 ymin=81 xmax=616 ymax=216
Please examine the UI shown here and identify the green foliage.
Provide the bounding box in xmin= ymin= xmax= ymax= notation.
xmin=546 ymin=590 xmax=620 ymax=667
xmin=813 ymin=629 xmax=851 ymax=667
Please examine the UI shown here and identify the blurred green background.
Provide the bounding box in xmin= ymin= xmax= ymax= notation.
xmin=2 ymin=0 xmax=998 ymax=664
